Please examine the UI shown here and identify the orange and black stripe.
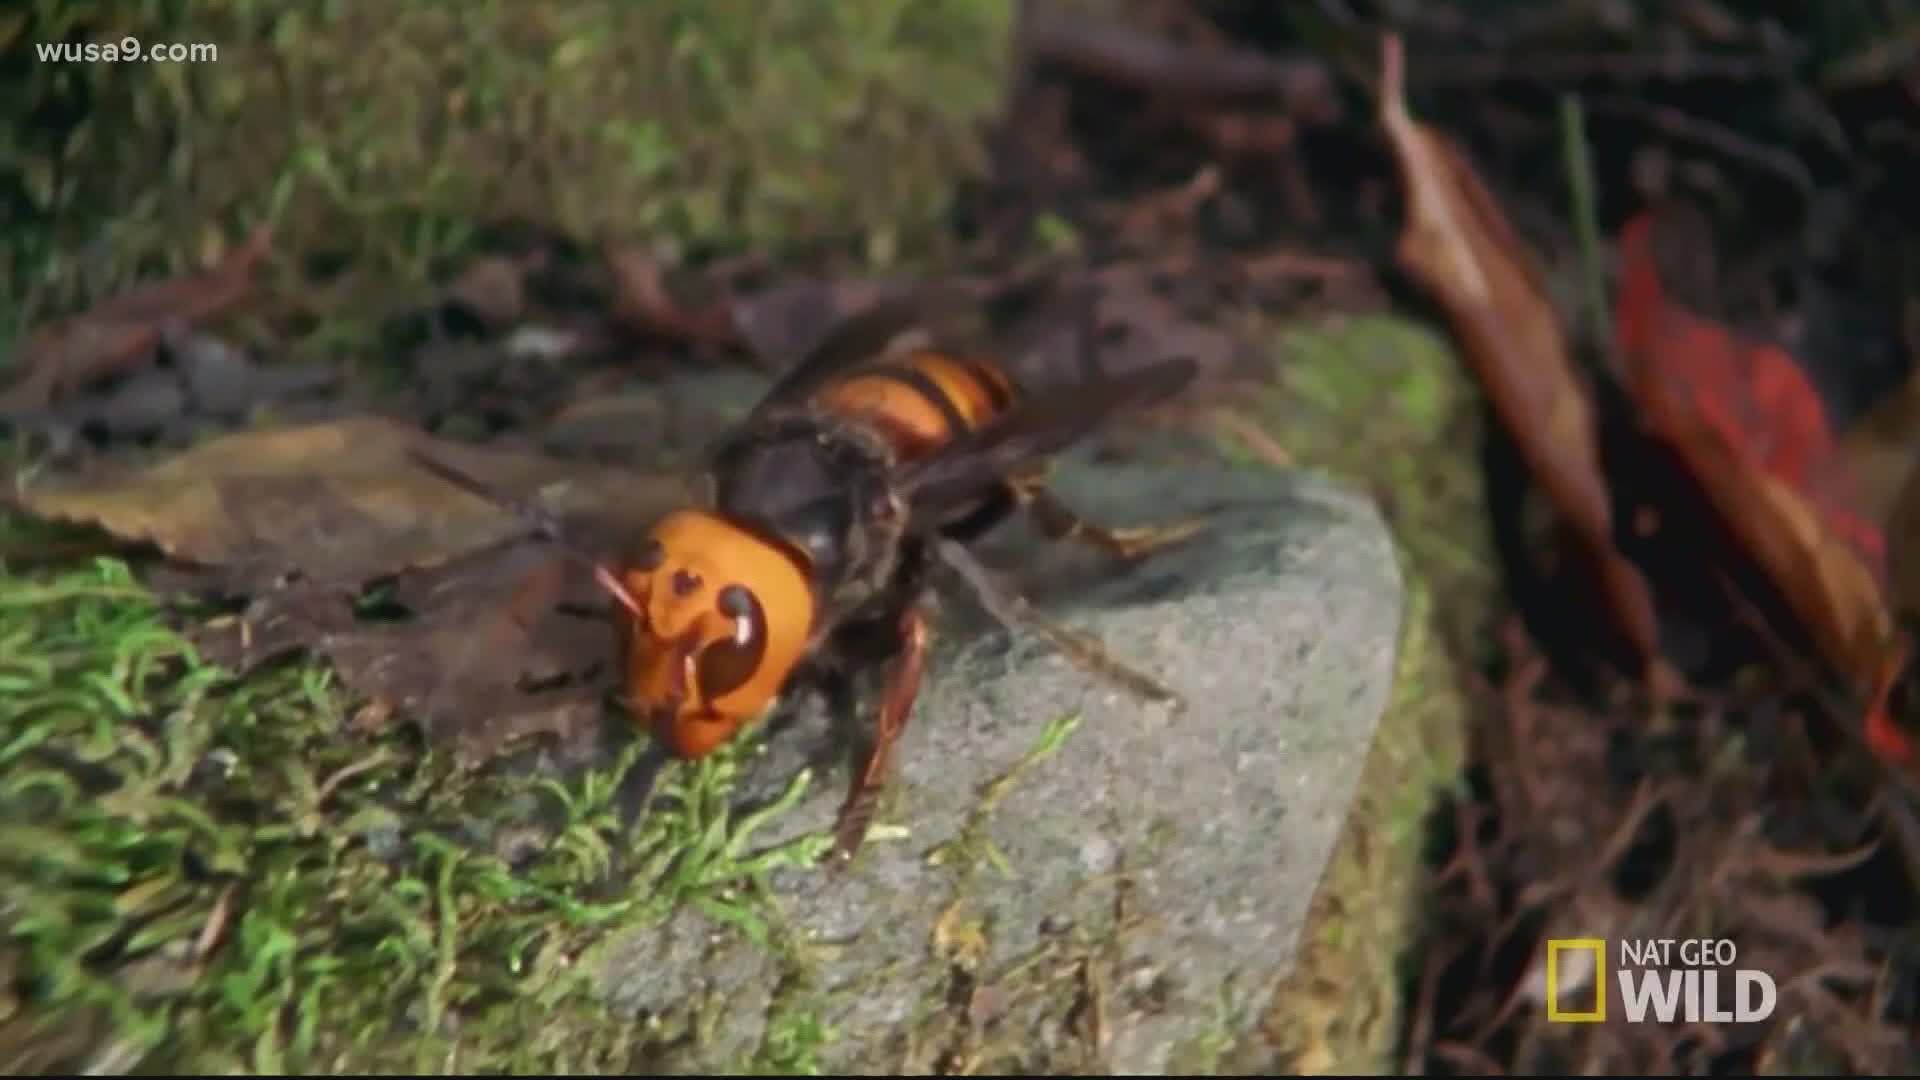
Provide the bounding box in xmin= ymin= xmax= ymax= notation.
xmin=809 ymin=351 xmax=1016 ymax=461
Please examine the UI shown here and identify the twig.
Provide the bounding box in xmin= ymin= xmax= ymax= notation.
xmin=192 ymin=883 xmax=240 ymax=964
xmin=1210 ymin=407 xmax=1293 ymax=467
xmin=1585 ymin=95 xmax=1816 ymax=196
xmin=1559 ymin=94 xmax=1612 ymax=359
xmin=1235 ymin=249 xmax=1367 ymax=284
xmin=1023 ymin=0 xmax=1339 ymax=121
xmin=1402 ymin=937 xmax=1451 ymax=1074
xmin=1408 ymin=49 xmax=1792 ymax=87
xmin=1708 ymin=563 xmax=1920 ymax=794
xmin=314 ymin=747 xmax=401 ymax=806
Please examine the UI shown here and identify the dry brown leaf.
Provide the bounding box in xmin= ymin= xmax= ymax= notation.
xmin=188 ymin=535 xmax=616 ymax=766
xmin=1377 ymin=33 xmax=1664 ymax=678
xmin=605 ymin=247 xmax=741 ymax=348
xmin=8 ymin=415 xmax=686 ymax=591
xmin=1 ymin=226 xmax=273 ymax=411
xmin=8 ymin=415 xmax=684 ymax=765
xmin=319 ymin=542 xmax=613 ymax=765
xmin=1659 ymin=402 xmax=1892 ymax=687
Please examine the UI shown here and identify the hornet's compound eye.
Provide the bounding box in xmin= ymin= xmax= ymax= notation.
xmin=696 ymin=585 xmax=767 ymax=701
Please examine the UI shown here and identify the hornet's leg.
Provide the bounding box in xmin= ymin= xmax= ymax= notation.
xmin=1016 ymin=481 xmax=1207 ymax=561
xmin=830 ymin=601 xmax=932 ymax=865
xmin=934 ymin=537 xmax=1183 ymax=708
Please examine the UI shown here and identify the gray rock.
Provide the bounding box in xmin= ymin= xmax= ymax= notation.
xmin=597 ymin=448 xmax=1405 ymax=1073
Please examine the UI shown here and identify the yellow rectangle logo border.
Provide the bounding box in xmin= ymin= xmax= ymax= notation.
xmin=1546 ymin=938 xmax=1605 ymax=1022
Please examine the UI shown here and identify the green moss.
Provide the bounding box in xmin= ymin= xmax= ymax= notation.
xmin=1209 ymin=310 xmax=1490 ymax=1073
xmin=924 ymin=710 xmax=1082 ymax=884
xmin=1167 ymin=972 xmax=1250 ymax=1074
xmin=1232 ymin=311 xmax=1502 ymax=647
xmin=748 ymin=982 xmax=835 ymax=1076
xmin=0 ymin=528 xmax=830 ymax=1072
xmin=3 ymin=0 xmax=1014 ymax=353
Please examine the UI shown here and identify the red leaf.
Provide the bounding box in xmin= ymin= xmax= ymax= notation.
xmin=1613 ymin=207 xmax=1898 ymax=753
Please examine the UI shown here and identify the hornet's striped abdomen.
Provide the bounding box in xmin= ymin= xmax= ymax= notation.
xmin=808 ymin=352 xmax=1016 ymax=461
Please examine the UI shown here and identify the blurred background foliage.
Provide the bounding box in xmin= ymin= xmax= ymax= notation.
xmin=1 ymin=0 xmax=1014 ymax=353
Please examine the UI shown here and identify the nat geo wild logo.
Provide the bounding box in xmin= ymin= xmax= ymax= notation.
xmin=1546 ymin=938 xmax=1777 ymax=1024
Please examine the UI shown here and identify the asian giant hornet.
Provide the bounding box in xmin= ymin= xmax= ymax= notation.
xmin=410 ymin=289 xmax=1207 ymax=862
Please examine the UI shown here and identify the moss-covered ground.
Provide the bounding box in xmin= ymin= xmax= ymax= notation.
xmin=1 ymin=516 xmax=849 ymax=1071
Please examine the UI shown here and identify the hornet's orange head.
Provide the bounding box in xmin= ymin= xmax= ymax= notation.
xmin=596 ymin=508 xmax=815 ymax=758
